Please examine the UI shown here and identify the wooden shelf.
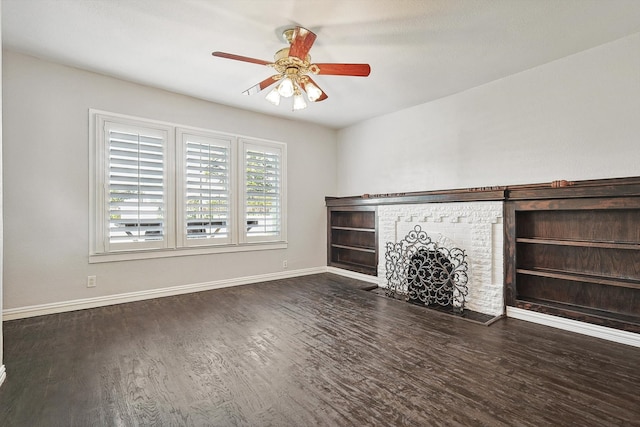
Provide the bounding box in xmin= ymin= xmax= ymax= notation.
xmin=331 ymin=244 xmax=376 ymax=253
xmin=329 ymin=260 xmax=377 ymax=276
xmin=330 ymin=259 xmax=377 ymax=270
xmin=516 ymin=237 xmax=640 ymax=251
xmin=331 ymin=226 xmax=374 ymax=232
xmin=516 ymin=267 xmax=640 ymax=290
xmin=514 ymin=297 xmax=640 ymax=333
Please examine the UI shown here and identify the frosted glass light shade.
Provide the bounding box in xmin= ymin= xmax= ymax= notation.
xmin=277 ymin=77 xmax=295 ymax=98
xmin=265 ymin=88 xmax=281 ymax=105
xmin=304 ymin=81 xmax=322 ymax=102
xmin=292 ymin=92 xmax=307 ymax=110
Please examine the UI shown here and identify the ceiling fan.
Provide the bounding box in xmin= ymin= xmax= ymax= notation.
xmin=212 ymin=26 xmax=371 ymax=110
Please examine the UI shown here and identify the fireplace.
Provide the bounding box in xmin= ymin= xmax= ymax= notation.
xmin=378 ymin=201 xmax=504 ymax=317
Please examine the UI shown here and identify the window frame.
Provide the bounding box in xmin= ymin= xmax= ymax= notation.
xmin=89 ymin=110 xmax=287 ymax=263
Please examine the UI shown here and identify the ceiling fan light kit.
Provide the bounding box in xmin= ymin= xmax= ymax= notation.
xmin=212 ymin=26 xmax=371 ymax=111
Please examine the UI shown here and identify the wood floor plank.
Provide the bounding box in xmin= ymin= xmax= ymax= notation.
xmin=1 ymin=273 xmax=639 ymax=426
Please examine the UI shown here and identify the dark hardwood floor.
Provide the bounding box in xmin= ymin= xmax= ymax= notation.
xmin=1 ymin=273 xmax=638 ymax=426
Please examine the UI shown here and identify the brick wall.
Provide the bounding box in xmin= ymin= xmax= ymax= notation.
xmin=378 ymin=201 xmax=504 ymax=316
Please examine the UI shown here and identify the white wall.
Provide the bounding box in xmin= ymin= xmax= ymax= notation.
xmin=336 ymin=33 xmax=640 ymax=196
xmin=2 ymin=50 xmax=337 ymax=310
xmin=0 ymin=3 xmax=5 ymax=384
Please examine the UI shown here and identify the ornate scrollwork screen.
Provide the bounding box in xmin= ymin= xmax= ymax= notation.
xmin=385 ymin=225 xmax=469 ymax=311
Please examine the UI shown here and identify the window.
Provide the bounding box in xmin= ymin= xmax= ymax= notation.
xmin=241 ymin=139 xmax=286 ymax=243
xmin=90 ymin=110 xmax=286 ymax=261
xmin=93 ymin=116 xmax=174 ymax=253
xmin=177 ymin=129 xmax=233 ymax=247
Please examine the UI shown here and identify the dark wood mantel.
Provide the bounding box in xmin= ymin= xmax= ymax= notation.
xmin=326 ymin=176 xmax=640 ymax=207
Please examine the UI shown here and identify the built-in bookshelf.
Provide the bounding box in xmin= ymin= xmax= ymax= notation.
xmin=327 ymin=206 xmax=378 ymax=276
xmin=505 ymin=178 xmax=640 ymax=333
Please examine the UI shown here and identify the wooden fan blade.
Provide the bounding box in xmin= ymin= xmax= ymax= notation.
xmin=314 ymin=63 xmax=371 ymax=77
xmin=299 ymin=77 xmax=328 ymax=102
xmin=288 ymin=27 xmax=317 ymax=59
xmin=212 ymin=51 xmax=271 ymax=66
xmin=242 ymin=75 xmax=280 ymax=95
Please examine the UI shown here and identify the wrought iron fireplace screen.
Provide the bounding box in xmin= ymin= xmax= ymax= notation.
xmin=385 ymin=225 xmax=469 ymax=311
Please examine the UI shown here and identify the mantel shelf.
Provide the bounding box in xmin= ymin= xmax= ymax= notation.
xmin=516 ymin=237 xmax=640 ymax=250
xmin=516 ymin=267 xmax=640 ymax=290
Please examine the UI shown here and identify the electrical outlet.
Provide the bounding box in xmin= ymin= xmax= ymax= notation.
xmin=87 ymin=275 xmax=97 ymax=288
xmin=282 ymin=260 xmax=288 ymax=269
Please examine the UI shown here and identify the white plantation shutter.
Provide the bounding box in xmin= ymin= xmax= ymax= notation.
xmin=104 ymin=121 xmax=168 ymax=250
xmin=91 ymin=111 xmax=287 ymax=258
xmin=181 ymin=132 xmax=232 ymax=246
xmin=242 ymin=140 xmax=286 ymax=242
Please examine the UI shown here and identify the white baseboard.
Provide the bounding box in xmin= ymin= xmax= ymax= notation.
xmin=507 ymin=307 xmax=640 ymax=348
xmin=2 ymin=267 xmax=327 ymax=321
xmin=0 ymin=365 xmax=6 ymax=388
xmin=326 ymin=266 xmax=381 ymax=285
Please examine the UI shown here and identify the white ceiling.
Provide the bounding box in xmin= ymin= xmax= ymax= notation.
xmin=3 ymin=0 xmax=640 ymax=129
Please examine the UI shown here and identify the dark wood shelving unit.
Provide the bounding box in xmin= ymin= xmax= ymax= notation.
xmin=505 ymin=179 xmax=640 ymax=333
xmin=327 ymin=206 xmax=378 ymax=276
xmin=326 ymin=177 xmax=640 ymax=335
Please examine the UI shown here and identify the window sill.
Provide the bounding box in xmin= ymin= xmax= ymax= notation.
xmin=89 ymin=241 xmax=287 ymax=264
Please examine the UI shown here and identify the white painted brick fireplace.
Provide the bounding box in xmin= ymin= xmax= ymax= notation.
xmin=377 ymin=201 xmax=504 ymax=316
